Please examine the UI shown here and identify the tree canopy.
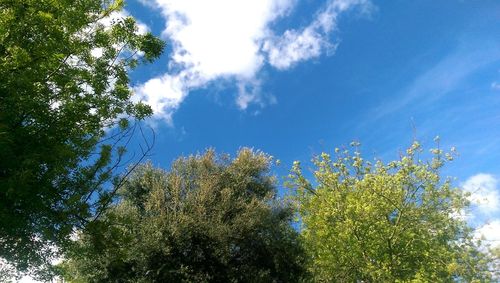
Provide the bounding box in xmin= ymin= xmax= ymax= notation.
xmin=289 ymin=141 xmax=495 ymax=282
xmin=0 ymin=0 xmax=164 ymax=278
xmin=60 ymin=149 xmax=307 ymax=282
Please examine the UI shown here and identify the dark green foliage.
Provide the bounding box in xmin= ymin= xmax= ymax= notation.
xmin=61 ymin=149 xmax=307 ymax=282
xmin=0 ymin=0 xmax=164 ymax=278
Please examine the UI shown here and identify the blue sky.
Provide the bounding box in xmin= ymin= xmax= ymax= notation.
xmin=127 ymin=0 xmax=499 ymax=246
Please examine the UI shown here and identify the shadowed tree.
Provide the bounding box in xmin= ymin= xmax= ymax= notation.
xmin=60 ymin=149 xmax=308 ymax=282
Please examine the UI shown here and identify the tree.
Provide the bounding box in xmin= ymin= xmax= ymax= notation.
xmin=0 ymin=0 xmax=164 ymax=279
xmin=289 ymin=141 xmax=495 ymax=282
xmin=60 ymin=149 xmax=308 ymax=282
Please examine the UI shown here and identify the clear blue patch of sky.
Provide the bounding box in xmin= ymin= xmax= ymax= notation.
xmin=123 ymin=0 xmax=500 ymax=198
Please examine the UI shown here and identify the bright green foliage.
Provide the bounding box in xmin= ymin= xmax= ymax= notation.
xmin=290 ymin=141 xmax=494 ymax=282
xmin=60 ymin=149 xmax=307 ymax=282
xmin=0 ymin=0 xmax=164 ymax=278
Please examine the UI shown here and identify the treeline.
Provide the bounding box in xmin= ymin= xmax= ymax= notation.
xmin=0 ymin=0 xmax=498 ymax=282
xmin=58 ymin=146 xmax=498 ymax=282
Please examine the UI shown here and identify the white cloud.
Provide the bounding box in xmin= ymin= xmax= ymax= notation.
xmin=19 ymin=276 xmax=42 ymax=283
xmin=133 ymin=71 xmax=192 ymax=124
xmin=1 ymin=252 xmax=62 ymax=283
xmin=90 ymin=47 xmax=104 ymax=58
xmin=475 ymin=220 xmax=500 ymax=249
xmin=462 ymin=173 xmax=500 ymax=215
xmin=89 ymin=10 xmax=150 ymax=60
xmin=99 ymin=9 xmax=150 ymax=35
xmin=135 ymin=0 xmax=372 ymax=123
xmin=461 ymin=174 xmax=500 ymax=257
xmin=264 ymin=27 xmax=332 ymax=70
xmin=264 ymin=0 xmax=372 ymax=69
xmin=450 ymin=207 xmax=469 ymax=222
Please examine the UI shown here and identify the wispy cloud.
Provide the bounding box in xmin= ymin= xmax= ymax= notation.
xmin=134 ymin=0 xmax=373 ymax=124
xmin=371 ymin=40 xmax=500 ymax=120
xmin=264 ymin=0 xmax=372 ymax=69
xmin=492 ymin=81 xmax=500 ymax=91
